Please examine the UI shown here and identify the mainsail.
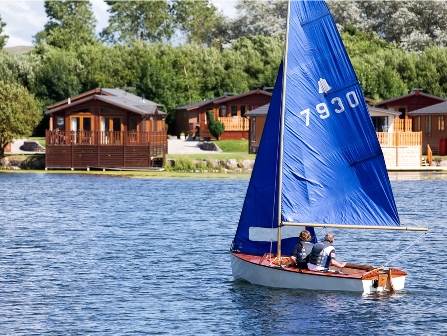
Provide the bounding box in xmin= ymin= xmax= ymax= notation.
xmin=232 ymin=0 xmax=400 ymax=256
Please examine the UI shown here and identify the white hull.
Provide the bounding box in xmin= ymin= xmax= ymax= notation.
xmin=231 ymin=253 xmax=406 ymax=294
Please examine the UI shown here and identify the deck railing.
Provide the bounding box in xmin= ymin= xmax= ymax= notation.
xmin=217 ymin=116 xmax=249 ymax=131
xmin=46 ymin=130 xmax=167 ymax=147
xmin=394 ymin=119 xmax=413 ymax=132
xmin=376 ymin=131 xmax=422 ymax=147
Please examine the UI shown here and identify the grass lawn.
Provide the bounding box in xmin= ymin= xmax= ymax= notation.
xmin=214 ymin=140 xmax=248 ymax=153
xmin=29 ymin=137 xmax=46 ymax=147
xmin=0 ymin=169 xmax=250 ymax=179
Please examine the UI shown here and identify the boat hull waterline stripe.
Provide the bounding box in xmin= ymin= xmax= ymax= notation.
xmin=283 ymin=222 xmax=428 ymax=232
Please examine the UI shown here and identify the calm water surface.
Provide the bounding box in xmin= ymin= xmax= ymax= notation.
xmin=0 ymin=173 xmax=445 ymax=335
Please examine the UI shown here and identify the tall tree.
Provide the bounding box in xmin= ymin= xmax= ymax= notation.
xmin=34 ymin=48 xmax=83 ymax=104
xmin=0 ymin=81 xmax=40 ymax=156
xmin=102 ymin=0 xmax=173 ymax=43
xmin=35 ymin=0 xmax=96 ymax=49
xmin=229 ymin=0 xmax=287 ymax=41
xmin=172 ymin=0 xmax=225 ymax=46
xmin=0 ymin=15 xmax=8 ymax=49
xmin=328 ymin=0 xmax=447 ymax=51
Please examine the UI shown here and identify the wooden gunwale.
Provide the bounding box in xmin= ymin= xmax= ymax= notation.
xmin=233 ymin=252 xmax=369 ymax=280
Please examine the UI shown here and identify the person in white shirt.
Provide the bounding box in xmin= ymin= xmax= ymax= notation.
xmin=307 ymin=233 xmax=346 ymax=271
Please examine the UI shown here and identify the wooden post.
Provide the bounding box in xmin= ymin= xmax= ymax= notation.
xmin=427 ymin=144 xmax=433 ymax=166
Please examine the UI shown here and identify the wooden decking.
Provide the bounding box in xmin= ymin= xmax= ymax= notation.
xmin=45 ymin=130 xmax=167 ymax=169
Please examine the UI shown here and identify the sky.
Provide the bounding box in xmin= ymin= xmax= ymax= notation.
xmin=0 ymin=0 xmax=238 ymax=47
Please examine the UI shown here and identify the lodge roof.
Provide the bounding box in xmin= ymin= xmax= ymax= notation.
xmin=376 ymin=89 xmax=446 ymax=107
xmin=245 ymin=103 xmax=401 ymax=117
xmin=175 ymin=89 xmax=272 ymax=111
xmin=46 ymin=88 xmax=167 ymax=116
xmin=408 ymin=101 xmax=447 ymax=115
xmin=245 ymin=103 xmax=270 ymax=116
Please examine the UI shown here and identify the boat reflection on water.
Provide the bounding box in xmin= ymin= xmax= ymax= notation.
xmin=229 ymin=281 xmax=408 ymax=334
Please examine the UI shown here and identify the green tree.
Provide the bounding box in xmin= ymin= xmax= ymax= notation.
xmin=172 ymin=0 xmax=225 ymax=46
xmin=328 ymin=0 xmax=447 ymax=51
xmin=102 ymin=0 xmax=173 ymax=43
xmin=34 ymin=47 xmax=83 ymax=104
xmin=0 ymin=81 xmax=41 ymax=156
xmin=0 ymin=52 xmax=39 ymax=91
xmin=35 ymin=0 xmax=97 ymax=49
xmin=229 ymin=0 xmax=287 ymax=41
xmin=0 ymin=15 xmax=8 ymax=49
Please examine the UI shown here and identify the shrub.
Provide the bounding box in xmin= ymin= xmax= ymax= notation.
xmin=206 ymin=111 xmax=224 ymax=140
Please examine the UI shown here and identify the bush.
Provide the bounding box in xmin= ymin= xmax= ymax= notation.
xmin=206 ymin=111 xmax=224 ymax=139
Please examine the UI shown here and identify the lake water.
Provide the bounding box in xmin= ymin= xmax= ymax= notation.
xmin=0 ymin=173 xmax=445 ymax=335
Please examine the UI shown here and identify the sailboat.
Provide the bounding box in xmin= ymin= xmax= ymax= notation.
xmin=230 ymin=0 xmax=427 ymax=293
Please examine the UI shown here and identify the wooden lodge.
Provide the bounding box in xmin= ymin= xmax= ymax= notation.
xmin=174 ymin=89 xmax=272 ymax=140
xmin=247 ymin=103 xmax=422 ymax=167
xmin=376 ymin=89 xmax=446 ymax=154
xmin=45 ymin=88 xmax=167 ymax=169
xmin=409 ymin=102 xmax=447 ymax=155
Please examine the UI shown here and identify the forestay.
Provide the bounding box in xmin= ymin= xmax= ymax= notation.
xmin=232 ymin=0 xmax=400 ymax=257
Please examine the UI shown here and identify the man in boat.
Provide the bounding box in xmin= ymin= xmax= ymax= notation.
xmin=291 ymin=230 xmax=313 ymax=269
xmin=307 ymin=233 xmax=346 ymax=271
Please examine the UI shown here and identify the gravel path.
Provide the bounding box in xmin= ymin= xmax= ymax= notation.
xmin=168 ymin=139 xmax=221 ymax=154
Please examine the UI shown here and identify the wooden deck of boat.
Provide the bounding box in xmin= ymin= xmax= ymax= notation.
xmin=233 ymin=252 xmax=406 ymax=280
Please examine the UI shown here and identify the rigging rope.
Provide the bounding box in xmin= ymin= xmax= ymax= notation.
xmin=380 ymin=231 xmax=428 ymax=268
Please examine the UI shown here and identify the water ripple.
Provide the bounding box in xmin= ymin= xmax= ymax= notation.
xmin=0 ymin=173 xmax=445 ymax=335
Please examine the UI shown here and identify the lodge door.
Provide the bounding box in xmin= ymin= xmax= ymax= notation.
xmin=70 ymin=115 xmax=93 ymax=144
xmin=100 ymin=117 xmax=122 ymax=144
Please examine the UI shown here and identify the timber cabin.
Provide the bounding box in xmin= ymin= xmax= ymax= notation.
xmin=409 ymin=102 xmax=447 ymax=155
xmin=376 ymin=89 xmax=446 ymax=154
xmin=45 ymin=88 xmax=167 ymax=169
xmin=247 ymin=103 xmax=423 ymax=167
xmin=174 ymin=89 xmax=272 ymax=140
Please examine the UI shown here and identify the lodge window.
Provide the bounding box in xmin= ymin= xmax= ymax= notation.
xmin=241 ymin=105 xmax=246 ymax=116
xmin=438 ymin=116 xmax=445 ymax=131
xmin=398 ymin=107 xmax=407 ymax=119
xmin=219 ymin=105 xmax=227 ymax=117
xmin=231 ymin=105 xmax=237 ymax=117
xmin=56 ymin=116 xmax=64 ymax=129
xmin=70 ymin=115 xmax=92 ymax=132
xmin=129 ymin=116 xmax=137 ymax=132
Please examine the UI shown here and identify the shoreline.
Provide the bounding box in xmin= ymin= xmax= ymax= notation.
xmin=0 ymin=169 xmax=250 ymax=179
xmin=1 ymin=168 xmax=447 ymax=181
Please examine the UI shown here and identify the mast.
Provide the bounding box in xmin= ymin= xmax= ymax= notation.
xmin=276 ymin=0 xmax=292 ymax=259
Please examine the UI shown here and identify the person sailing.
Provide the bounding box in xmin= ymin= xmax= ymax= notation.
xmin=291 ymin=230 xmax=314 ymax=269
xmin=307 ymin=233 xmax=346 ymax=271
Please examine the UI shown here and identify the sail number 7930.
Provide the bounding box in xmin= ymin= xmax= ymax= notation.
xmin=299 ymin=91 xmax=360 ymax=126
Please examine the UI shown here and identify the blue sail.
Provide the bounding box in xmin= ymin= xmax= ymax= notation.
xmin=281 ymin=0 xmax=399 ymax=226
xmin=232 ymin=64 xmax=284 ymax=256
xmin=232 ymin=0 xmax=399 ymax=256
